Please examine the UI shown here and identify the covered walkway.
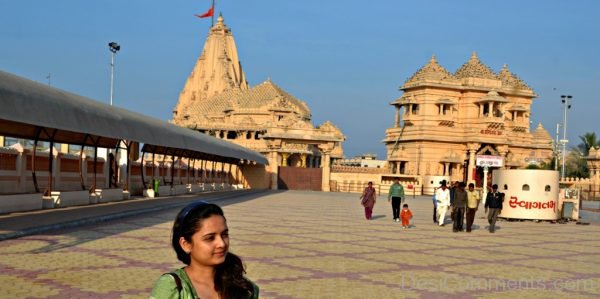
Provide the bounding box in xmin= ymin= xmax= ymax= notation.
xmin=0 ymin=70 xmax=267 ymax=212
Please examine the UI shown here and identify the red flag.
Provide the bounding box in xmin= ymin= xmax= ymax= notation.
xmin=195 ymin=5 xmax=214 ymax=18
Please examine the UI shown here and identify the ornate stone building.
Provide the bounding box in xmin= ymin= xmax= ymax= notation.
xmin=384 ymin=53 xmax=553 ymax=185
xmin=172 ymin=15 xmax=345 ymax=190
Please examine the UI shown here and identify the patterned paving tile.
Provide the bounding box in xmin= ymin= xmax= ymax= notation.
xmin=446 ymin=263 xmax=574 ymax=281
xmin=435 ymin=248 xmax=530 ymax=262
xmin=275 ymin=255 xmax=400 ymax=273
xmin=261 ymin=277 xmax=419 ymax=299
xmin=0 ymin=191 xmax=598 ymax=298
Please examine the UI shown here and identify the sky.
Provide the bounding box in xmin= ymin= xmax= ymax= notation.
xmin=1 ymin=0 xmax=599 ymax=158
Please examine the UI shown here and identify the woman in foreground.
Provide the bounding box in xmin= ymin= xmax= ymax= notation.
xmin=151 ymin=201 xmax=258 ymax=299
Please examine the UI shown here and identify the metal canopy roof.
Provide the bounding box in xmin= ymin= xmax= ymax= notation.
xmin=0 ymin=70 xmax=267 ymax=165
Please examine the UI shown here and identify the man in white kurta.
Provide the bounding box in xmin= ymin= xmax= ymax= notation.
xmin=435 ymin=181 xmax=451 ymax=226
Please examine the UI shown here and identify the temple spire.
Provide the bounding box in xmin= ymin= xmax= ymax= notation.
xmin=172 ymin=14 xmax=248 ymax=125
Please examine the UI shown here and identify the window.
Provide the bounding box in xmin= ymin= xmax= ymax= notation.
xmin=226 ymin=131 xmax=237 ymax=139
xmin=522 ymin=184 xmax=530 ymax=191
xmin=482 ymin=103 xmax=489 ymax=116
xmin=411 ymin=104 xmax=419 ymax=115
xmin=504 ymin=184 xmax=508 ymax=190
xmin=545 ymin=185 xmax=551 ymax=192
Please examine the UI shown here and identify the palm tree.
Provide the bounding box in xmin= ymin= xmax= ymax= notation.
xmin=578 ymin=132 xmax=600 ymax=156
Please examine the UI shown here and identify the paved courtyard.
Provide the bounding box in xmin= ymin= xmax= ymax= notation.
xmin=0 ymin=190 xmax=599 ymax=298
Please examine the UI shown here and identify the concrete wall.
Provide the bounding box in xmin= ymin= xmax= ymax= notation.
xmin=242 ymin=164 xmax=269 ymax=190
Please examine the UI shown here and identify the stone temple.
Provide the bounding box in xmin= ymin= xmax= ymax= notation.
xmin=171 ymin=15 xmax=345 ymax=190
xmin=384 ymin=53 xmax=554 ymax=186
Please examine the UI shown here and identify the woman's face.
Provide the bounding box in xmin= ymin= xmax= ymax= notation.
xmin=181 ymin=214 xmax=229 ymax=267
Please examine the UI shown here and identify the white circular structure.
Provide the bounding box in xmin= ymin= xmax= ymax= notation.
xmin=492 ymin=169 xmax=559 ymax=220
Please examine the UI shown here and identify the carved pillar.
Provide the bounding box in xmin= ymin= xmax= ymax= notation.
xmin=300 ymin=154 xmax=307 ymax=168
xmin=394 ymin=106 xmax=400 ymax=128
xmin=487 ymin=102 xmax=493 ymax=117
xmin=318 ymin=143 xmax=334 ymax=192
xmin=467 ymin=143 xmax=480 ymax=184
xmin=395 ymin=162 xmax=400 ymax=174
xmin=479 ymin=104 xmax=484 ymax=117
xmin=281 ymin=153 xmax=289 ymax=166
xmin=444 ymin=162 xmax=449 ymax=176
xmin=496 ymin=145 xmax=509 ymax=169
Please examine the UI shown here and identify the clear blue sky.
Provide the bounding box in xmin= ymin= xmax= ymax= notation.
xmin=2 ymin=0 xmax=598 ymax=158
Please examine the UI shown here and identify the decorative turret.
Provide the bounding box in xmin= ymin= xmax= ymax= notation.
xmin=172 ymin=14 xmax=249 ymax=125
xmin=402 ymin=55 xmax=455 ymax=88
xmin=454 ymin=52 xmax=497 ymax=80
xmin=533 ymin=123 xmax=552 ymax=142
xmin=497 ymin=64 xmax=533 ymax=92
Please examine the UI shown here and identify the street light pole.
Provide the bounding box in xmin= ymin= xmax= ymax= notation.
xmin=108 ymin=42 xmax=120 ymax=106
xmin=560 ymin=95 xmax=572 ymax=179
xmin=555 ymin=123 xmax=560 ymax=171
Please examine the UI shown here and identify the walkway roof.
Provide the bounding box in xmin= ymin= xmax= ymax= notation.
xmin=0 ymin=70 xmax=267 ymax=165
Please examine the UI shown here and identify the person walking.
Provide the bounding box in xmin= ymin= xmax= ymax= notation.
xmin=435 ymin=181 xmax=451 ymax=226
xmin=484 ymin=184 xmax=504 ymax=233
xmin=360 ymin=182 xmax=377 ymax=220
xmin=432 ymin=187 xmax=438 ymax=224
xmin=452 ymin=182 xmax=467 ymax=232
xmin=465 ymin=183 xmax=481 ymax=232
xmin=388 ymin=177 xmax=405 ymax=222
xmin=400 ymin=203 xmax=413 ymax=229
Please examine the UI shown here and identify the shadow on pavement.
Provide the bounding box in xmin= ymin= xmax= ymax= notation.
xmin=0 ymin=190 xmax=279 ymax=247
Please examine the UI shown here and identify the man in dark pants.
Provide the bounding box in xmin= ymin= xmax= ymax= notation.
xmin=452 ymin=182 xmax=467 ymax=232
xmin=388 ymin=177 xmax=405 ymax=222
xmin=485 ymin=184 xmax=504 ymax=233
xmin=465 ymin=183 xmax=481 ymax=232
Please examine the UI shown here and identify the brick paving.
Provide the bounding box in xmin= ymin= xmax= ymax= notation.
xmin=0 ymin=190 xmax=599 ymax=298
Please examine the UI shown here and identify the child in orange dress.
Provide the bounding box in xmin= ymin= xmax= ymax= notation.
xmin=400 ymin=203 xmax=413 ymax=229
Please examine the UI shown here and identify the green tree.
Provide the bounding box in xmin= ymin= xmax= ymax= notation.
xmin=578 ymin=132 xmax=600 ymax=156
xmin=565 ymin=149 xmax=589 ymax=178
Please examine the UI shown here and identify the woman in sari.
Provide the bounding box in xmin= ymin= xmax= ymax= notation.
xmin=360 ymin=181 xmax=377 ymax=220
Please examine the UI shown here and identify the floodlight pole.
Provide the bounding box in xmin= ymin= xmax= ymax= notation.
xmin=560 ymin=95 xmax=572 ymax=179
xmin=108 ymin=42 xmax=120 ymax=106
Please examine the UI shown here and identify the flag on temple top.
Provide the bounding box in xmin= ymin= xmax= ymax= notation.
xmin=195 ymin=5 xmax=214 ymax=18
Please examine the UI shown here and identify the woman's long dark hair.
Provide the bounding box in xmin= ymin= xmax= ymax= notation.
xmin=172 ymin=201 xmax=255 ymax=299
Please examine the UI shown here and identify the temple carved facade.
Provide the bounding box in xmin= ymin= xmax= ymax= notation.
xmin=384 ymin=53 xmax=553 ymax=185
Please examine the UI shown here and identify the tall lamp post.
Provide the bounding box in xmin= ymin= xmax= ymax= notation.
xmin=108 ymin=42 xmax=120 ymax=106
xmin=560 ymin=95 xmax=573 ymax=179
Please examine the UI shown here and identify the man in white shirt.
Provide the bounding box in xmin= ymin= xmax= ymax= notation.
xmin=435 ymin=181 xmax=451 ymax=226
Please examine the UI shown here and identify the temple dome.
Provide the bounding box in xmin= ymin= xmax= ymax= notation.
xmin=533 ymin=123 xmax=552 ymax=142
xmin=454 ymin=52 xmax=497 ymax=80
xmin=402 ymin=55 xmax=455 ymax=87
xmin=497 ymin=64 xmax=533 ymax=92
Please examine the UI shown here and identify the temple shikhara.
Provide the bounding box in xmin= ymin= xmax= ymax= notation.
xmin=384 ymin=53 xmax=554 ymax=185
xmin=172 ymin=15 xmax=345 ymax=190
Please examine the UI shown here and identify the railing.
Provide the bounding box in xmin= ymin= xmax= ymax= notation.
xmin=331 ymin=165 xmax=392 ymax=174
xmin=331 ymin=181 xmax=422 ymax=198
